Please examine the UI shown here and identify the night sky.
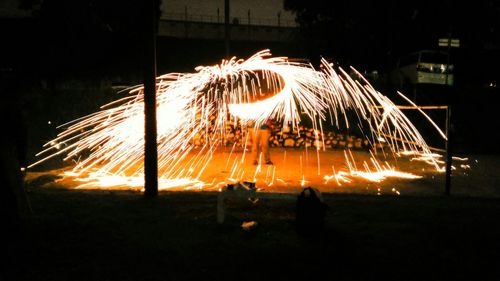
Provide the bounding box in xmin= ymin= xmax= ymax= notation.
xmin=1 ymin=1 xmax=499 ymax=75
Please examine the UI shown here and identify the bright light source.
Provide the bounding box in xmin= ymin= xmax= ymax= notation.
xmin=31 ymin=50 xmax=445 ymax=189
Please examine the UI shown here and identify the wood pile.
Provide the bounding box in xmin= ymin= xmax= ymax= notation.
xmin=191 ymin=121 xmax=376 ymax=151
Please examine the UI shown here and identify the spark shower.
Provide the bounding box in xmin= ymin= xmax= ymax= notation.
xmin=30 ymin=50 xmax=445 ymax=189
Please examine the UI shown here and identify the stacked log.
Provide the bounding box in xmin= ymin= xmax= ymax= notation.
xmin=190 ymin=120 xmax=380 ymax=151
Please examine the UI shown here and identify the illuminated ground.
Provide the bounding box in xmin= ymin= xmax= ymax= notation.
xmin=27 ymin=148 xmax=498 ymax=198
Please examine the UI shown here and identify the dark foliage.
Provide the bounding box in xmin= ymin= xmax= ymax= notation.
xmin=284 ymin=0 xmax=500 ymax=70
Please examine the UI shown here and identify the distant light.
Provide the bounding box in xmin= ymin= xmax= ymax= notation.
xmin=48 ymin=121 xmax=51 ymax=125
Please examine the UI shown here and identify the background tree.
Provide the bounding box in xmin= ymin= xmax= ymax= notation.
xmin=15 ymin=0 xmax=162 ymax=82
xmin=284 ymin=0 xmax=500 ymax=73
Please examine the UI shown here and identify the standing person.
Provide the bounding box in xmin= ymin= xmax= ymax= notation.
xmin=0 ymin=69 xmax=28 ymax=229
xmin=251 ymin=119 xmax=273 ymax=165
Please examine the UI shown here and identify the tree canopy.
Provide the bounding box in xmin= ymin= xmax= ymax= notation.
xmin=284 ymin=0 xmax=500 ymax=68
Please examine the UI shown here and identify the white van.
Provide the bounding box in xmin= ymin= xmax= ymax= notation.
xmin=392 ymin=50 xmax=454 ymax=86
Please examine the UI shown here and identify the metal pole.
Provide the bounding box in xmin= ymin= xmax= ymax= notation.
xmin=144 ymin=0 xmax=158 ymax=197
xmin=224 ymin=0 xmax=230 ymax=58
xmin=445 ymin=33 xmax=451 ymax=86
xmin=445 ymin=106 xmax=452 ymax=196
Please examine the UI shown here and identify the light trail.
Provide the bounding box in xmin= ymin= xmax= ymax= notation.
xmin=30 ymin=50 xmax=445 ymax=189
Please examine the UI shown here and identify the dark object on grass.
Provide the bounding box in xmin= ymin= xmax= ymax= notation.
xmin=226 ymin=181 xmax=256 ymax=191
xmin=296 ymin=187 xmax=328 ymax=234
xmin=243 ymin=181 xmax=256 ymax=189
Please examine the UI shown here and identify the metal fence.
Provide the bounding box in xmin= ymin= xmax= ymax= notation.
xmin=162 ymin=12 xmax=297 ymax=27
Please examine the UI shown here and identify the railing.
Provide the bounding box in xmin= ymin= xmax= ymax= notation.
xmin=162 ymin=12 xmax=297 ymax=27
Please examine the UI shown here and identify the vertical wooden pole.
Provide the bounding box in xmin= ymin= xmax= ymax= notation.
xmin=224 ymin=0 xmax=230 ymax=58
xmin=144 ymin=0 xmax=158 ymax=197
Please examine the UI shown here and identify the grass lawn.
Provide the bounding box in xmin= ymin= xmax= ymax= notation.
xmin=5 ymin=186 xmax=500 ymax=281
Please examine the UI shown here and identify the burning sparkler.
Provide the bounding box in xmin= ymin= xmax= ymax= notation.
xmin=30 ymin=50 xmax=445 ymax=190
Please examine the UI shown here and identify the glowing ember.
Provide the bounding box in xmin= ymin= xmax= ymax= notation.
xmin=30 ymin=50 xmax=446 ymax=190
xmin=323 ymin=150 xmax=422 ymax=184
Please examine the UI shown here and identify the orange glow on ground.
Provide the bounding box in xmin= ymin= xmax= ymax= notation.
xmin=43 ymin=148 xmax=449 ymax=195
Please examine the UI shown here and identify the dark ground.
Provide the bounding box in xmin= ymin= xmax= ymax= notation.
xmin=5 ymin=186 xmax=500 ymax=281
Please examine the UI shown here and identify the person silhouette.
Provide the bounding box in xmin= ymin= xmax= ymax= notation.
xmin=250 ymin=119 xmax=273 ymax=165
